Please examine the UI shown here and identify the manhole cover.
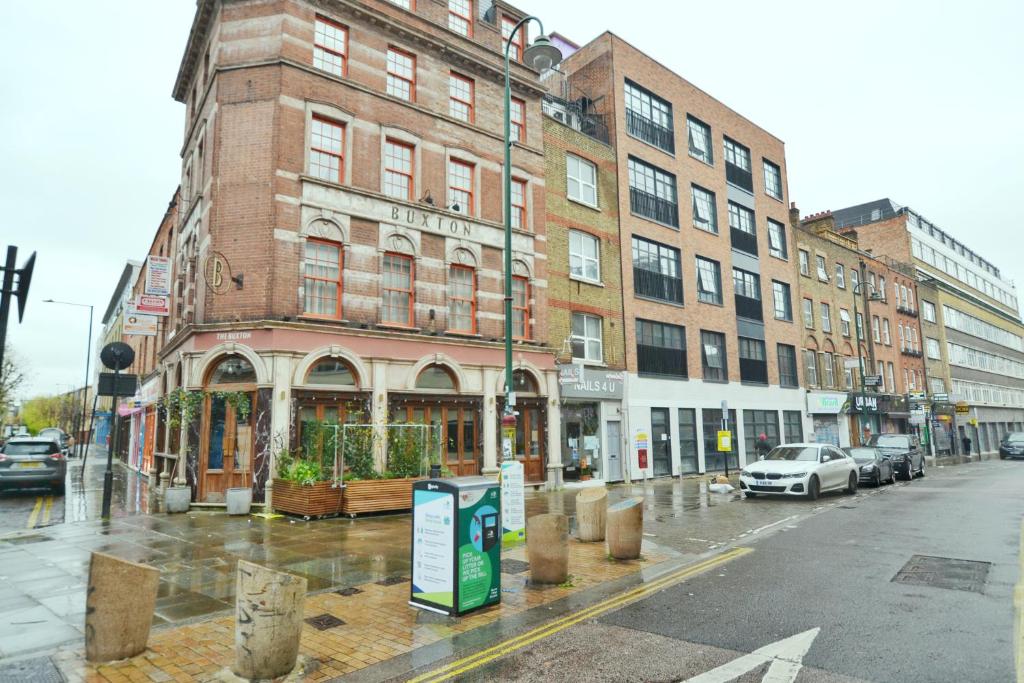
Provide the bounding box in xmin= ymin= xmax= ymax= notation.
xmin=892 ymin=554 xmax=991 ymax=593
xmin=305 ymin=613 xmax=346 ymax=630
xmin=501 ymin=559 xmax=530 ymax=574
xmin=375 ymin=576 xmax=409 ymax=587
xmin=0 ymin=655 xmax=63 ymax=683
xmin=2 ymin=534 xmax=53 ymax=546
xmin=334 ymin=587 xmax=363 ymax=597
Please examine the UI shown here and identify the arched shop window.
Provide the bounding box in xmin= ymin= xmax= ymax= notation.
xmin=511 ymin=370 xmax=538 ymax=395
xmin=306 ymin=358 xmax=358 ymax=387
xmin=208 ymin=356 xmax=256 ymax=385
xmin=415 ymin=365 xmax=457 ymax=391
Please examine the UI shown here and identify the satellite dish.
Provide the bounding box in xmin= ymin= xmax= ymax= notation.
xmin=100 ymin=342 xmax=135 ymax=371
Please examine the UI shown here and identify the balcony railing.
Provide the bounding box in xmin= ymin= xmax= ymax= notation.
xmin=626 ymin=110 xmax=675 ymax=154
xmin=637 ymin=344 xmax=687 ymax=377
xmin=726 ymin=162 xmax=754 ymax=193
xmin=739 ymin=358 xmax=768 ymax=384
xmin=735 ymin=294 xmax=763 ymax=321
xmin=630 ymin=187 xmax=679 ymax=227
xmin=730 ymin=227 xmax=758 ymax=256
xmin=634 ymin=268 xmax=683 ymax=304
xmin=897 ymin=304 xmax=918 ymax=317
xmin=901 ymin=348 xmax=924 ymax=358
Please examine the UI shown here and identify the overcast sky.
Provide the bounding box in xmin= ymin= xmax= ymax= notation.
xmin=2 ymin=0 xmax=1022 ymax=402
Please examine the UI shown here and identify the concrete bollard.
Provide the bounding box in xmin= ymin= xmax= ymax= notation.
xmin=575 ymin=488 xmax=608 ymax=542
xmin=526 ymin=513 xmax=569 ymax=584
xmin=233 ymin=560 xmax=307 ymax=680
xmin=85 ymin=552 xmax=160 ymax=662
xmin=607 ymin=497 xmax=644 ymax=560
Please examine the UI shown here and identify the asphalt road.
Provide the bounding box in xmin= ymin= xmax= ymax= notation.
xmin=457 ymin=460 xmax=1023 ymax=682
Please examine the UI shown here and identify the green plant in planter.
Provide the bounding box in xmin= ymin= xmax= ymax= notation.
xmin=275 ymin=449 xmax=295 ymax=479
xmin=387 ymin=425 xmax=429 ymax=479
xmin=284 ymin=459 xmax=321 ymax=486
xmin=342 ymin=424 xmax=376 ymax=480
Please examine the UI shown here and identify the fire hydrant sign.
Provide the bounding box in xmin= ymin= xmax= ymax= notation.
xmin=499 ymin=460 xmax=525 ymax=546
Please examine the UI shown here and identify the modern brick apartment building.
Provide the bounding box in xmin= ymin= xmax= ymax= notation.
xmin=156 ymin=0 xmax=561 ymax=503
xmin=833 ymin=199 xmax=1024 ymax=454
xmin=541 ymin=69 xmax=627 ymax=482
xmin=795 ymin=209 xmax=927 ymax=447
xmin=558 ymin=33 xmax=806 ymax=478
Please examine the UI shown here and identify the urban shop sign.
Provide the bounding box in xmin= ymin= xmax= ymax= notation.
xmin=557 ymin=365 xmax=624 ymax=400
xmin=848 ymin=394 xmax=879 ymax=413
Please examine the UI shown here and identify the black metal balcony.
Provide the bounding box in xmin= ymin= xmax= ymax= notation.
xmin=637 ymin=344 xmax=687 ymax=377
xmin=630 ymin=187 xmax=679 ymax=227
xmin=730 ymin=227 xmax=758 ymax=256
xmin=897 ymin=304 xmax=918 ymax=317
xmin=626 ymin=110 xmax=675 ymax=154
xmin=634 ymin=268 xmax=683 ymax=304
xmin=726 ymin=162 xmax=754 ymax=193
xmin=739 ymin=358 xmax=768 ymax=384
xmin=735 ymin=294 xmax=763 ymax=321
xmin=901 ymin=348 xmax=924 ymax=358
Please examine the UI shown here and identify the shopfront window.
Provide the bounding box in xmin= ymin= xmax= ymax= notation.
xmin=703 ymin=408 xmax=738 ymax=471
xmin=743 ymin=410 xmax=780 ymax=459
xmin=563 ymin=403 xmax=600 ymax=480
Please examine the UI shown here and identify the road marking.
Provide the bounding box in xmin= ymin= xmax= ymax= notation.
xmin=408 ymin=547 xmax=754 ymax=683
xmin=682 ymin=627 xmax=820 ymax=683
xmin=25 ymin=496 xmax=43 ymax=529
xmin=41 ymin=496 xmax=53 ymax=526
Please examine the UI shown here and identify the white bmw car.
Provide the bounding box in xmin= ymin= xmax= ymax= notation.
xmin=739 ymin=443 xmax=859 ymax=500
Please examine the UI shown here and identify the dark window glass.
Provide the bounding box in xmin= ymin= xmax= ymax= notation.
xmin=636 ymin=319 xmax=687 ymax=377
xmin=632 ymin=236 xmax=683 ymax=303
xmin=777 ymin=344 xmax=798 ymax=387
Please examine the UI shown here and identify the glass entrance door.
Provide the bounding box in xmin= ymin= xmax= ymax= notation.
xmin=651 ymin=407 xmax=672 ymax=476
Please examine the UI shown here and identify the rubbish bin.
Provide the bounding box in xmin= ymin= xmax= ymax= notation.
xmin=410 ymin=476 xmax=501 ymax=616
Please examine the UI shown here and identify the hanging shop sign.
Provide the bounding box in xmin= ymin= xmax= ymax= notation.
xmin=144 ymin=256 xmax=172 ymax=296
xmin=133 ymin=294 xmax=169 ymax=316
xmin=557 ymin=365 xmax=624 ymax=400
xmin=124 ymin=309 xmax=158 ymax=336
xmin=955 ymin=402 xmax=970 ymax=414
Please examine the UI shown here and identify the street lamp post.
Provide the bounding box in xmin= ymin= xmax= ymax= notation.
xmin=44 ymin=299 xmax=94 ymax=458
xmin=501 ymin=19 xmax=562 ymax=462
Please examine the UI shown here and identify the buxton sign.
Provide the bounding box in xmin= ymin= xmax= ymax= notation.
xmin=390 ymin=205 xmax=472 ymax=237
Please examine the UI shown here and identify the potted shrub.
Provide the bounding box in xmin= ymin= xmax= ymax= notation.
xmin=342 ymin=424 xmax=429 ymax=516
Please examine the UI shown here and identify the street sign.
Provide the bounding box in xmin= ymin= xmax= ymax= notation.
xmin=717 ymin=430 xmax=732 ymax=452
xmin=97 ymin=372 xmax=138 ymax=397
xmin=843 ymin=358 xmax=861 ymax=370
xmin=932 ymin=393 xmax=949 ymax=402
xmin=956 ymin=402 xmax=970 ymax=414
xmin=863 ymin=375 xmax=883 ymax=387
xmin=908 ymin=391 xmax=927 ymax=402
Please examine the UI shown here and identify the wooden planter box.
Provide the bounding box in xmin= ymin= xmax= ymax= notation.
xmin=342 ymin=477 xmax=421 ymax=516
xmin=272 ymin=478 xmax=345 ymax=518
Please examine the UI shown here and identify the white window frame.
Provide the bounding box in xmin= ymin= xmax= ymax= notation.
xmin=821 ymin=303 xmax=832 ymax=333
xmin=566 ymin=154 xmax=598 ymax=207
xmin=571 ymin=312 xmax=603 ymax=363
xmin=840 ymin=308 xmax=851 ymax=336
xmin=835 ymin=264 xmax=846 ymax=288
xmin=799 ymin=250 xmax=810 ymax=276
xmin=569 ymin=230 xmax=600 ymax=283
xmin=815 ymin=255 xmax=829 ymax=281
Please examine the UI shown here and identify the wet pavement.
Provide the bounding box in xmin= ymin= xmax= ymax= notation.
xmin=0 ymin=449 xmax=984 ymax=670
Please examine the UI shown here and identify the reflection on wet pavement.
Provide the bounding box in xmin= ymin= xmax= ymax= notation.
xmin=0 ymin=454 xmax=854 ymax=662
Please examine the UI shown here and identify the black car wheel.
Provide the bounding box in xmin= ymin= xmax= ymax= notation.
xmin=902 ymin=463 xmax=914 ymax=481
xmin=918 ymin=458 xmax=925 ymax=478
xmin=807 ymin=475 xmax=820 ymax=501
xmin=845 ymin=472 xmax=858 ymax=494
xmin=874 ymin=471 xmax=882 ymax=487
xmin=888 ymin=465 xmax=897 ymax=484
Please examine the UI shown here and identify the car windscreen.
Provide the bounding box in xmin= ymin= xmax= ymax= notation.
xmin=869 ymin=435 xmax=911 ymax=449
xmin=1004 ymin=434 xmax=1024 ymax=443
xmin=765 ymin=446 xmax=819 ymax=462
xmin=39 ymin=429 xmax=62 ymax=437
xmin=3 ymin=442 xmax=58 ymax=455
xmin=844 ymin=448 xmax=877 ymax=463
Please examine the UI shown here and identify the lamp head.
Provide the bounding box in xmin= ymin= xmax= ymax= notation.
xmin=524 ymin=34 xmax=563 ymax=72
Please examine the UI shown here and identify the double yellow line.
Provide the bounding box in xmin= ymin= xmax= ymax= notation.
xmin=26 ymin=496 xmax=54 ymax=529
xmin=409 ymin=546 xmax=753 ymax=683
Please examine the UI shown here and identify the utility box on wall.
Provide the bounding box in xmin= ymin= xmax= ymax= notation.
xmin=409 ymin=477 xmax=501 ymax=616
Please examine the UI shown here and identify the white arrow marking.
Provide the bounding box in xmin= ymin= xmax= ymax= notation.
xmin=681 ymin=627 xmax=820 ymax=683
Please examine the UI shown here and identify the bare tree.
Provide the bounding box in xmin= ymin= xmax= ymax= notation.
xmin=0 ymin=344 xmax=26 ymax=421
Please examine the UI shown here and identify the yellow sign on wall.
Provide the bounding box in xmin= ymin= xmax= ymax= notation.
xmin=717 ymin=430 xmax=732 ymax=452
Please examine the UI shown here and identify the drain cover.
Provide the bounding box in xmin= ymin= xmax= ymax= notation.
xmin=892 ymin=554 xmax=991 ymax=593
xmin=0 ymin=655 xmax=63 ymax=683
xmin=305 ymin=613 xmax=346 ymax=630
xmin=1 ymin=534 xmax=53 ymax=546
xmin=375 ymin=575 xmax=409 ymax=587
xmin=501 ymin=559 xmax=530 ymax=574
xmin=334 ymin=586 xmax=363 ymax=597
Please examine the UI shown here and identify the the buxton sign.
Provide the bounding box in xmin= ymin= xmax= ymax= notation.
xmin=389 ymin=205 xmax=472 ymax=237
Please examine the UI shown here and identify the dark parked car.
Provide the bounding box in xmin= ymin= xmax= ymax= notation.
xmin=842 ymin=446 xmax=896 ymax=486
xmin=999 ymin=432 xmax=1024 ymax=459
xmin=866 ymin=433 xmax=924 ymax=481
xmin=0 ymin=437 xmax=67 ymax=494
xmin=38 ymin=427 xmax=72 ymax=457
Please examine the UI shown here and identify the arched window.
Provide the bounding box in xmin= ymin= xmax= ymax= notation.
xmin=511 ymin=370 xmax=538 ymax=395
xmin=416 ymin=365 xmax=457 ymax=391
xmin=208 ymin=357 xmax=256 ymax=385
xmin=306 ymin=358 xmax=358 ymax=387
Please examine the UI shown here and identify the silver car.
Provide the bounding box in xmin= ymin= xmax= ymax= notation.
xmin=0 ymin=437 xmax=67 ymax=494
